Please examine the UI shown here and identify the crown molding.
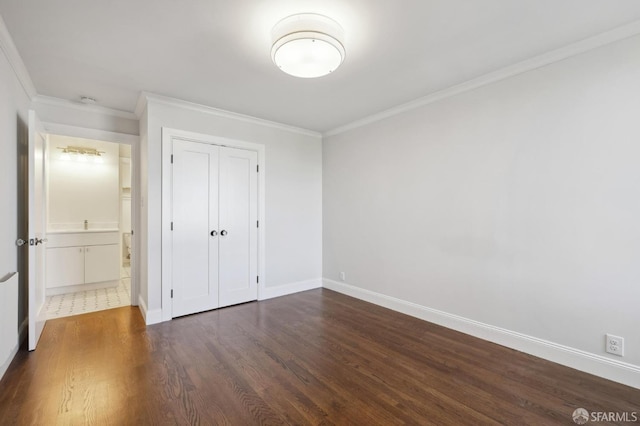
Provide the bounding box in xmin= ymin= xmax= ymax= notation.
xmin=136 ymin=92 xmax=322 ymax=139
xmin=32 ymin=95 xmax=138 ymax=120
xmin=324 ymin=19 xmax=640 ymax=138
xmin=0 ymin=14 xmax=37 ymax=99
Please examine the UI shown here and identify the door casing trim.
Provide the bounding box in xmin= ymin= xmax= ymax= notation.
xmin=161 ymin=127 xmax=266 ymax=322
xmin=42 ymin=122 xmax=141 ymax=313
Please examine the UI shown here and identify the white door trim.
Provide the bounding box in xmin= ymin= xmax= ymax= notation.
xmin=41 ymin=122 xmax=141 ymax=308
xmin=161 ymin=127 xmax=266 ymax=322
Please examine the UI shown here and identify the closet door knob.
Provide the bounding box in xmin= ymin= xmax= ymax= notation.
xmin=220 ymin=230 xmax=227 ymax=236
xmin=210 ymin=230 xmax=218 ymax=237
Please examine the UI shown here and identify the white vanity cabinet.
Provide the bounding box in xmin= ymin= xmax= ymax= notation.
xmin=46 ymin=231 xmax=119 ymax=293
xmin=84 ymin=244 xmax=119 ymax=283
xmin=46 ymin=246 xmax=85 ymax=287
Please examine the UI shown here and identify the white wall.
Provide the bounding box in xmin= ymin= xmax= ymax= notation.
xmin=33 ymin=97 xmax=139 ymax=136
xmin=140 ymin=97 xmax=323 ymax=320
xmin=0 ymin=30 xmax=31 ymax=343
xmin=323 ymin=35 xmax=640 ymax=384
xmin=46 ymin=136 xmax=120 ymax=230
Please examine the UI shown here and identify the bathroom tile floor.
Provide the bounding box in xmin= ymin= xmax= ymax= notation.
xmin=44 ymin=267 xmax=131 ymax=319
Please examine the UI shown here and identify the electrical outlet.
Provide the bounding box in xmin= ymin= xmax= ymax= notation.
xmin=605 ymin=334 xmax=624 ymax=357
xmin=339 ymin=272 xmax=346 ymax=281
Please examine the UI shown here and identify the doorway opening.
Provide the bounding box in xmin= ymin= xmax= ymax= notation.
xmin=41 ymin=134 xmax=135 ymax=319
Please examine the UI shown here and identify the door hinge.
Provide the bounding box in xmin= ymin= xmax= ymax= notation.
xmin=256 ymin=165 xmax=259 ymax=173
xmin=257 ymin=276 xmax=259 ymax=284
xmin=171 ymin=289 xmax=173 ymax=298
xmin=171 ymin=222 xmax=173 ymax=230
xmin=256 ymin=220 xmax=259 ymax=228
xmin=131 ymin=230 xmax=134 ymax=236
xmin=171 ymin=154 xmax=174 ymax=164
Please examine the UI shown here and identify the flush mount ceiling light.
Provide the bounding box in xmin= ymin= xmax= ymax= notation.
xmin=271 ymin=13 xmax=345 ymax=78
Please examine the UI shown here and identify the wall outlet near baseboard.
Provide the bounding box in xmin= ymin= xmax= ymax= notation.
xmin=339 ymin=272 xmax=346 ymax=281
xmin=605 ymin=334 xmax=624 ymax=356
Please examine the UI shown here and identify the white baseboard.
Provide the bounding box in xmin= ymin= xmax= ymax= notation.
xmin=0 ymin=342 xmax=18 ymax=381
xmin=259 ymin=278 xmax=322 ymax=301
xmin=137 ymin=295 xmax=147 ymax=322
xmin=138 ymin=295 xmax=162 ymax=325
xmin=1 ymin=272 xmax=19 ymax=379
xmin=323 ymin=278 xmax=640 ymax=389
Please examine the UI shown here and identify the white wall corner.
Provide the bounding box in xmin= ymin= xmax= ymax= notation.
xmin=322 ymin=278 xmax=640 ymax=390
xmin=324 ymin=19 xmax=640 ymax=138
xmin=0 ymin=14 xmax=37 ymax=99
xmin=259 ymin=278 xmax=322 ymax=301
xmin=134 ymin=92 xmax=149 ymax=118
xmin=137 ymin=294 xmax=162 ymax=325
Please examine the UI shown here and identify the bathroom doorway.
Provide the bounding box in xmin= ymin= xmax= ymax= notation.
xmin=40 ymin=133 xmax=137 ymax=319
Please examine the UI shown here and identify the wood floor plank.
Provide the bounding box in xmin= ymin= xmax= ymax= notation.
xmin=1 ymin=289 xmax=638 ymax=425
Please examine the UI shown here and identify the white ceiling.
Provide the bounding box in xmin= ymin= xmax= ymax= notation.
xmin=2 ymin=0 xmax=640 ymax=132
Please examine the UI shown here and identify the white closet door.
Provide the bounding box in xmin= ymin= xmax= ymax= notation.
xmin=172 ymin=139 xmax=219 ymax=317
xmin=218 ymin=147 xmax=258 ymax=307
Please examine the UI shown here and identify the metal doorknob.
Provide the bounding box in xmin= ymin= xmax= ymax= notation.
xmin=220 ymin=230 xmax=227 ymax=236
xmin=210 ymin=230 xmax=218 ymax=237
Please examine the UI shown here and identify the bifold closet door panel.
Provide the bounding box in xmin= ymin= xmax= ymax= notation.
xmin=171 ymin=139 xmax=219 ymax=317
xmin=218 ymin=147 xmax=258 ymax=308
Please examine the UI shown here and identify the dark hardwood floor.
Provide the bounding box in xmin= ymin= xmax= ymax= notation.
xmin=0 ymin=288 xmax=638 ymax=425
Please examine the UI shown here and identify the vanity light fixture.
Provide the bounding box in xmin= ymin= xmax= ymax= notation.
xmin=58 ymin=146 xmax=105 ymax=163
xmin=271 ymin=13 xmax=345 ymax=78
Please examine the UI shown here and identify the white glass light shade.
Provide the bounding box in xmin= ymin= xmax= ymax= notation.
xmin=271 ymin=14 xmax=345 ymax=78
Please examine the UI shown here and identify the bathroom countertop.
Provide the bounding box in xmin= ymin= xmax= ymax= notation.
xmin=46 ymin=229 xmax=120 ymax=235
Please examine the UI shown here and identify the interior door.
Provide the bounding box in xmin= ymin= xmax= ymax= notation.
xmin=171 ymin=139 xmax=219 ymax=317
xmin=218 ymin=147 xmax=258 ymax=307
xmin=28 ymin=110 xmax=47 ymax=351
